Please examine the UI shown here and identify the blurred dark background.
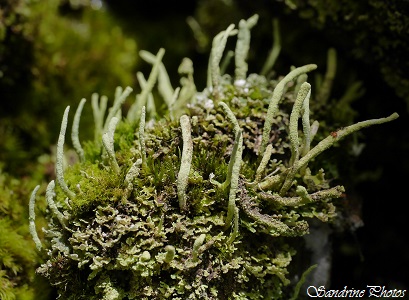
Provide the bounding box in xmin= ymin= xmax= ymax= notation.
xmin=1 ymin=0 xmax=408 ymax=296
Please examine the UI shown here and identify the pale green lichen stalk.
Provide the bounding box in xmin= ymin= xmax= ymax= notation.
xmin=127 ymin=48 xmax=164 ymax=123
xmin=72 ymin=98 xmax=86 ymax=162
xmin=259 ymin=63 xmax=317 ymax=157
xmin=28 ymin=185 xmax=42 ymax=252
xmin=209 ymin=24 xmax=237 ymax=99
xmin=56 ymin=106 xmax=76 ymax=200
xmin=235 ymin=14 xmax=259 ymax=82
xmin=139 ymin=49 xmax=175 ymax=107
xmin=138 ymin=106 xmax=148 ymax=170
xmin=30 ymin=15 xmax=398 ymax=299
xmin=102 ymin=116 xmax=120 ymax=174
xmin=289 ymin=82 xmax=311 ymax=166
xmin=177 ymin=115 xmax=193 ymax=211
xmin=91 ymin=93 xmax=108 ymax=143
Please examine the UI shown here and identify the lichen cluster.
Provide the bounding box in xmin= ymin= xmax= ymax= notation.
xmin=29 ymin=16 xmax=398 ymax=299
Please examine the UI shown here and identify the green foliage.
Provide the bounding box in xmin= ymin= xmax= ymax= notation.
xmin=29 ymin=17 xmax=397 ymax=299
xmin=0 ymin=169 xmax=51 ymax=300
xmin=0 ymin=0 xmax=137 ymax=174
xmin=287 ymin=0 xmax=409 ymax=110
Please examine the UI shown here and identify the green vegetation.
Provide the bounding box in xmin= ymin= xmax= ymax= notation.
xmin=0 ymin=0 xmax=137 ymax=174
xmin=0 ymin=168 xmax=50 ymax=300
xmin=286 ymin=0 xmax=409 ymax=111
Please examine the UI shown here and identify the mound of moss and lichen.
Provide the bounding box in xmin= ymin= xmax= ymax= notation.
xmin=29 ymin=16 xmax=397 ymax=299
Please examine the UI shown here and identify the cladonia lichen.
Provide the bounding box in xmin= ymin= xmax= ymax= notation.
xmin=29 ymin=16 xmax=398 ymax=299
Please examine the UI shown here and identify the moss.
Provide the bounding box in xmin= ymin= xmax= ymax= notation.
xmin=0 ymin=169 xmax=51 ymax=300
xmin=0 ymin=0 xmax=137 ymax=174
xmin=29 ymin=17 xmax=397 ymax=299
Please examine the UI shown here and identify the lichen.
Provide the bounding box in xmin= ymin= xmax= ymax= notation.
xmin=29 ymin=16 xmax=398 ymax=299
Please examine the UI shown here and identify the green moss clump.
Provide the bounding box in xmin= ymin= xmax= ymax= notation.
xmin=29 ymin=17 xmax=397 ymax=299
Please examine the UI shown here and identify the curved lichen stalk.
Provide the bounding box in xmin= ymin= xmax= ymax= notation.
xmin=235 ymin=14 xmax=259 ymax=82
xmin=28 ymin=185 xmax=42 ymax=252
xmin=71 ymin=98 xmax=86 ymax=162
xmin=29 ymin=15 xmax=398 ymax=300
xmin=279 ymin=112 xmax=399 ymax=195
xmin=56 ymin=106 xmax=76 ymax=200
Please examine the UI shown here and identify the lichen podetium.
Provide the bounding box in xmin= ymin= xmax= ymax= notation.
xmin=29 ymin=15 xmax=398 ymax=299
